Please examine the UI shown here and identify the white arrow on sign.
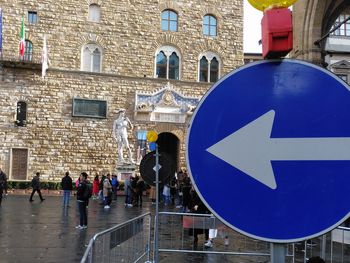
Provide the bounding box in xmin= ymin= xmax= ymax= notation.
xmin=206 ymin=110 xmax=350 ymax=190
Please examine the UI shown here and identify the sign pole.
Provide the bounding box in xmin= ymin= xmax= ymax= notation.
xmin=270 ymin=243 xmax=285 ymax=263
xmin=146 ymin=130 xmax=160 ymax=263
xmin=154 ymin=143 xmax=160 ymax=263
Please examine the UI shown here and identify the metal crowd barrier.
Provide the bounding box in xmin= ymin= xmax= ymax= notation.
xmin=81 ymin=212 xmax=152 ymax=263
xmin=330 ymin=226 xmax=350 ymax=263
xmin=81 ymin=210 xmax=350 ymax=263
xmin=157 ymin=211 xmax=297 ymax=263
xmin=276 ymin=226 xmax=350 ymax=263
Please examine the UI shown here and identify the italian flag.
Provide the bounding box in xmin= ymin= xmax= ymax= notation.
xmin=19 ymin=16 xmax=25 ymax=57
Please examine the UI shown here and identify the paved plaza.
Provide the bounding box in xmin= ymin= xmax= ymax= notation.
xmin=0 ymin=194 xmax=274 ymax=263
xmin=0 ymin=195 xmax=152 ymax=263
xmin=0 ymin=194 xmax=333 ymax=263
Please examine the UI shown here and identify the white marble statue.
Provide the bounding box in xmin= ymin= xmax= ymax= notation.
xmin=113 ymin=109 xmax=135 ymax=164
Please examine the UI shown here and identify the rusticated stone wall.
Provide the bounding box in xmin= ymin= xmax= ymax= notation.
xmin=0 ymin=0 xmax=243 ymax=181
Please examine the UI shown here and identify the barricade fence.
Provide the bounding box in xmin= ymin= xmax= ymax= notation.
xmin=291 ymin=226 xmax=350 ymax=263
xmin=330 ymin=226 xmax=350 ymax=262
xmin=81 ymin=212 xmax=152 ymax=263
xmin=157 ymin=211 xmax=295 ymax=263
xmin=81 ymin=210 xmax=350 ymax=263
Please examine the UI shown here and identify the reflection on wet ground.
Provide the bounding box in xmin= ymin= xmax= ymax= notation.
xmin=0 ymin=195 xmax=344 ymax=263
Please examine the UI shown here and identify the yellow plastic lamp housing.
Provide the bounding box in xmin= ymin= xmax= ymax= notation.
xmin=147 ymin=130 xmax=158 ymax=142
xmin=247 ymin=0 xmax=298 ymax=11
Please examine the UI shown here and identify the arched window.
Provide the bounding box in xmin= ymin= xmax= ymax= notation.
xmin=210 ymin=57 xmax=219 ymax=82
xmin=168 ymin=52 xmax=179 ymax=79
xmin=88 ymin=4 xmax=101 ymax=22
xmin=161 ymin=10 xmax=178 ymax=32
xmin=203 ymin=14 xmax=217 ymax=37
xmin=16 ymin=101 xmax=27 ymax=127
xmin=81 ymin=44 xmax=102 ymax=73
xmin=24 ymin=40 xmax=33 ymax=61
xmin=199 ymin=57 xmax=208 ymax=82
xmin=198 ymin=52 xmax=221 ymax=83
xmin=156 ymin=51 xmax=167 ymax=78
xmin=155 ymin=46 xmax=181 ymax=80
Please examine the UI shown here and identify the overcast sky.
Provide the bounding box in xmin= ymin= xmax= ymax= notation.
xmin=244 ymin=0 xmax=263 ymax=53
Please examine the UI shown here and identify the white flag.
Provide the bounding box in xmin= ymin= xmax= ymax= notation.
xmin=41 ymin=35 xmax=48 ymax=78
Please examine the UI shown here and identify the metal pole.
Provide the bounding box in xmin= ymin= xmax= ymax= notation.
xmin=321 ymin=235 xmax=326 ymax=260
xmin=154 ymin=143 xmax=159 ymax=263
xmin=271 ymin=243 xmax=286 ymax=263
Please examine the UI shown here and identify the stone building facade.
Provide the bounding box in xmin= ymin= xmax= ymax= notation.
xmin=292 ymin=0 xmax=349 ymax=66
xmin=0 ymin=0 xmax=243 ymax=181
xmin=292 ymin=1 xmax=350 ymax=85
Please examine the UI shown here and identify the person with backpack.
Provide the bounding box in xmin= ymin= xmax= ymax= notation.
xmin=76 ymin=172 xmax=90 ymax=229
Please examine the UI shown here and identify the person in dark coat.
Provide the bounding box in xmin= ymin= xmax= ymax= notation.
xmin=182 ymin=177 xmax=192 ymax=212
xmin=135 ymin=177 xmax=145 ymax=207
xmin=29 ymin=172 xmax=45 ymax=202
xmin=61 ymin=171 xmax=73 ymax=207
xmin=190 ymin=190 xmax=210 ymax=247
xmin=76 ymin=172 xmax=89 ymax=229
xmin=0 ymin=168 xmax=7 ymax=206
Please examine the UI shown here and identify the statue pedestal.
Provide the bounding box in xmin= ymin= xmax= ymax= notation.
xmin=115 ymin=163 xmax=136 ymax=182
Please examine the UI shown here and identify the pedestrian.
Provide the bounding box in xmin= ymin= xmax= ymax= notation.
xmin=131 ymin=176 xmax=139 ymax=206
xmin=190 ymin=190 xmax=211 ymax=248
xmin=98 ymin=175 xmax=105 ymax=202
xmin=135 ymin=177 xmax=145 ymax=207
xmin=170 ymin=177 xmax=177 ymax=206
xmin=76 ymin=172 xmax=89 ymax=229
xmin=0 ymin=168 xmax=7 ymax=206
xmin=85 ymin=176 xmax=92 ymax=208
xmin=103 ymin=174 xmax=112 ymax=209
xmin=111 ymin=174 xmax=119 ymax=200
xmin=124 ymin=175 xmax=132 ymax=207
xmin=92 ymin=174 xmax=99 ymax=199
xmin=29 ymin=172 xmax=45 ymax=202
xmin=182 ymin=177 xmax=192 ymax=212
xmin=61 ymin=171 xmax=73 ymax=207
xmin=0 ymin=168 xmax=8 ymax=196
xmin=163 ymin=184 xmax=171 ymax=206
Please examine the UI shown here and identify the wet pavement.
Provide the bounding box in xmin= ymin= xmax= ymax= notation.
xmin=0 ymin=195 xmax=153 ymax=263
xmin=0 ymin=194 xmax=326 ymax=263
xmin=0 ymin=195 xmax=274 ymax=263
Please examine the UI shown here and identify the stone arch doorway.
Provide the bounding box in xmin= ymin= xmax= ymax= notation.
xmin=292 ymin=0 xmax=350 ymax=64
xmin=157 ymin=132 xmax=179 ymax=171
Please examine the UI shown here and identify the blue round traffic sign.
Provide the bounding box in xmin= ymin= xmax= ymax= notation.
xmin=186 ymin=59 xmax=350 ymax=243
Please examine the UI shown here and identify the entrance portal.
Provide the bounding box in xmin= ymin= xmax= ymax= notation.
xmin=11 ymin=148 xmax=28 ymax=180
xmin=157 ymin=132 xmax=179 ymax=171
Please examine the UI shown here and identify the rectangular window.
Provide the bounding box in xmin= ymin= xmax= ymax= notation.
xmin=28 ymin=11 xmax=38 ymax=24
xmin=72 ymin=98 xmax=107 ymax=118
